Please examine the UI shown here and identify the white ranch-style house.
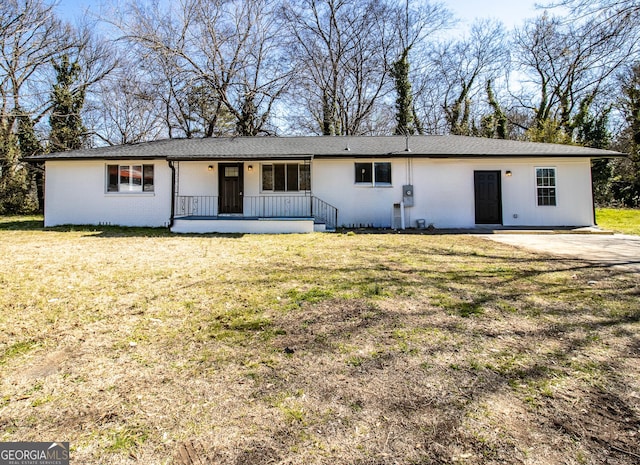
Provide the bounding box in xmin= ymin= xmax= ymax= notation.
xmin=30 ymin=135 xmax=621 ymax=233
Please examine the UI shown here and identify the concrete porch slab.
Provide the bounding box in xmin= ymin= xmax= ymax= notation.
xmin=171 ymin=217 xmax=316 ymax=234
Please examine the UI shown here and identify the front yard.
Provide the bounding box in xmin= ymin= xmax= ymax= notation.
xmin=0 ymin=217 xmax=638 ymax=464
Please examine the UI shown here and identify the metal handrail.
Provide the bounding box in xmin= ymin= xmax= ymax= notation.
xmin=174 ymin=194 xmax=338 ymax=229
xmin=311 ymin=196 xmax=338 ymax=230
xmin=175 ymin=196 xmax=219 ymax=217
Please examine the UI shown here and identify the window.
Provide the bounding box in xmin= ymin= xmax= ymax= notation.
xmin=355 ymin=163 xmax=372 ymax=183
xmin=262 ymin=163 xmax=310 ymax=192
xmin=225 ymin=166 xmax=239 ymax=177
xmin=355 ymin=162 xmax=391 ymax=185
xmin=107 ymin=164 xmax=154 ymax=193
xmin=536 ymin=167 xmax=556 ymax=206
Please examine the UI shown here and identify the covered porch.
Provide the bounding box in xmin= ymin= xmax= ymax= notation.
xmin=168 ymin=159 xmax=337 ymax=233
xmin=170 ymin=194 xmax=338 ymax=233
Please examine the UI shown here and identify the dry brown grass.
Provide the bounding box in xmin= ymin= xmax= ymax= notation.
xmin=1 ymin=217 xmax=639 ymax=464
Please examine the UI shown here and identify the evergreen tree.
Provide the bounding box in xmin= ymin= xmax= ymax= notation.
xmin=525 ymin=118 xmax=573 ymax=144
xmin=611 ymin=63 xmax=640 ymax=206
xmin=236 ymin=90 xmax=259 ymax=136
xmin=49 ymin=55 xmax=86 ymax=152
xmin=0 ymin=132 xmax=38 ymax=214
xmin=391 ymin=48 xmax=416 ymax=135
xmin=17 ymin=110 xmax=44 ymax=158
xmin=574 ymin=105 xmax=613 ymax=205
xmin=16 ymin=110 xmax=45 ymax=211
xmin=482 ymin=80 xmax=507 ymax=139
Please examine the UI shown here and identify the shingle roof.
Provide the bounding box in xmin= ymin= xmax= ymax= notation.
xmin=27 ymin=135 xmax=623 ymax=161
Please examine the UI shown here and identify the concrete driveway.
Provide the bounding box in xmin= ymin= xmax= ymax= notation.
xmin=482 ymin=233 xmax=640 ymax=271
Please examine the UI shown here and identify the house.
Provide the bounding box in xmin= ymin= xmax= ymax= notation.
xmin=28 ymin=135 xmax=621 ymax=233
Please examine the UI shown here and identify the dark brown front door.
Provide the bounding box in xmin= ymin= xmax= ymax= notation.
xmin=219 ymin=163 xmax=244 ymax=214
xmin=474 ymin=171 xmax=502 ymax=224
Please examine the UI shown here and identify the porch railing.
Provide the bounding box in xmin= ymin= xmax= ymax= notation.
xmin=174 ymin=195 xmax=338 ymax=229
xmin=310 ymin=196 xmax=338 ymax=230
xmin=175 ymin=195 xmax=219 ymax=217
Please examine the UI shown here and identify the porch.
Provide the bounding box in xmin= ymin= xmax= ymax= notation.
xmin=171 ymin=195 xmax=338 ymax=233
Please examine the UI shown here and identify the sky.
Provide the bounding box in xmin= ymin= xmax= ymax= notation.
xmin=446 ymin=0 xmax=542 ymax=30
xmin=56 ymin=0 xmax=546 ymax=30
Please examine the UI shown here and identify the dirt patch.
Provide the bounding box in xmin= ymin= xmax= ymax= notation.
xmin=18 ymin=348 xmax=73 ymax=380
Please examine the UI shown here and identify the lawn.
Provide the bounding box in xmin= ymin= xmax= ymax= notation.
xmin=596 ymin=208 xmax=640 ymax=235
xmin=1 ymin=217 xmax=639 ymax=464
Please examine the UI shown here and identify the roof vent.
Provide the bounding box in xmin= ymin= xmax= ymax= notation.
xmin=405 ymin=134 xmax=411 ymax=152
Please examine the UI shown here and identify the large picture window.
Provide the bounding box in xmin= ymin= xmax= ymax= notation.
xmin=355 ymin=162 xmax=391 ymax=185
xmin=107 ymin=164 xmax=154 ymax=193
xmin=536 ymin=167 xmax=556 ymax=206
xmin=262 ymin=163 xmax=310 ymax=192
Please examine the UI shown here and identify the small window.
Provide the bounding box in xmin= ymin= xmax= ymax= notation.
xmin=225 ymin=166 xmax=239 ymax=177
xmin=355 ymin=162 xmax=391 ymax=185
xmin=375 ymin=162 xmax=391 ymax=184
xmin=143 ymin=165 xmax=154 ymax=192
xmin=107 ymin=165 xmax=118 ymax=192
xmin=262 ymin=164 xmax=273 ymax=190
xmin=261 ymin=163 xmax=311 ymax=192
xmin=536 ymin=167 xmax=556 ymax=206
xmin=355 ymin=163 xmax=373 ymax=183
xmin=107 ymin=164 xmax=154 ymax=193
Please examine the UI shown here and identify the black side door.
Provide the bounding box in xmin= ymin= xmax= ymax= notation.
xmin=474 ymin=170 xmax=502 ymax=224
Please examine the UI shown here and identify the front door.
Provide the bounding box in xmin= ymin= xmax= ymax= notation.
xmin=219 ymin=163 xmax=244 ymax=214
xmin=474 ymin=171 xmax=502 ymax=224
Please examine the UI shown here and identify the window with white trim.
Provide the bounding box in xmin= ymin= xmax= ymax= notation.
xmin=107 ymin=164 xmax=154 ymax=193
xmin=355 ymin=162 xmax=391 ymax=185
xmin=535 ymin=167 xmax=556 ymax=206
xmin=261 ymin=163 xmax=310 ymax=192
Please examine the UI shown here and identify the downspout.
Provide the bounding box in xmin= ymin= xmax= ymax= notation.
xmin=310 ymin=155 xmax=314 ymax=220
xmin=168 ymin=160 xmax=176 ymax=228
xmin=590 ymin=160 xmax=597 ymax=226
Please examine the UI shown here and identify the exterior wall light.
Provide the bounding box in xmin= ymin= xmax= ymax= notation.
xmin=505 ymin=170 xmax=512 ymax=177
xmin=208 ymin=165 xmax=214 ymax=171
xmin=248 ymin=165 xmax=253 ymax=172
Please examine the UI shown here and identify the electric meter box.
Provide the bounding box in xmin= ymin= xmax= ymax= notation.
xmin=402 ymin=185 xmax=414 ymax=207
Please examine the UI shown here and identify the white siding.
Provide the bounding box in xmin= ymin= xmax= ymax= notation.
xmin=175 ymin=162 xmax=262 ymax=197
xmin=312 ymin=157 xmax=595 ymax=228
xmin=43 ymin=156 xmax=595 ymax=230
xmin=498 ymin=159 xmax=594 ymax=227
xmin=176 ymin=162 xmax=217 ymax=196
xmin=44 ymin=160 xmax=172 ymax=227
xmin=311 ymin=159 xmax=404 ymax=228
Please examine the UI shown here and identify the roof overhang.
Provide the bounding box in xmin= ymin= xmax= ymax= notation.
xmin=25 ymin=135 xmax=626 ymax=162
xmin=166 ymin=154 xmax=314 ymax=161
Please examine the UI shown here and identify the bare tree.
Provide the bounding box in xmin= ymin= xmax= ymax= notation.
xmin=0 ymin=0 xmax=78 ymax=212
xmin=115 ymin=0 xmax=292 ymax=137
xmin=548 ymin=0 xmax=640 ymax=28
xmin=416 ymin=19 xmax=508 ymax=135
xmin=85 ymin=61 xmax=165 ymax=146
xmin=0 ymin=0 xmax=75 ymax=140
xmin=514 ymin=12 xmax=636 ymax=141
xmin=281 ymin=0 xmax=395 ymax=135
xmin=389 ymin=0 xmax=453 ymax=135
